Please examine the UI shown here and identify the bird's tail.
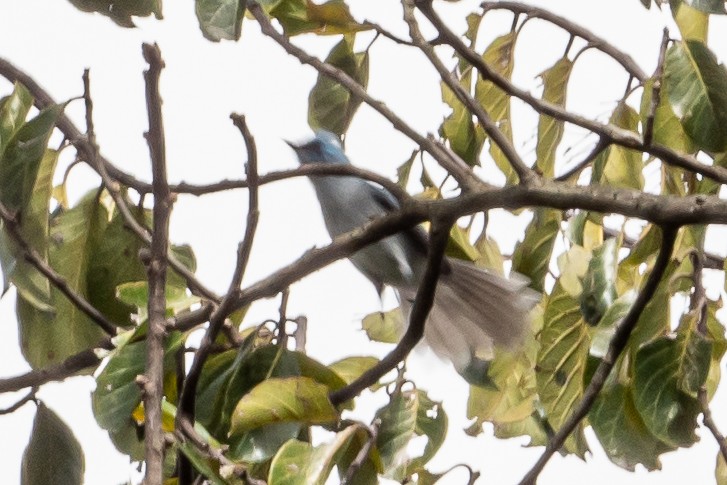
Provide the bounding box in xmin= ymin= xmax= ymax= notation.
xmin=399 ymin=259 xmax=537 ymax=370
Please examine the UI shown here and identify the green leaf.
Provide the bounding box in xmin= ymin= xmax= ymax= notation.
xmin=673 ymin=2 xmax=710 ymax=42
xmin=396 ymin=150 xmax=418 ymax=189
xmin=467 ymin=339 xmax=539 ymax=430
xmin=0 ymin=102 xmax=62 ymax=211
xmin=512 ymin=209 xmax=561 ymax=293
xmin=66 ymin=0 xmax=162 ymax=27
xmin=474 ymin=32 xmax=518 ymax=182
xmin=0 ymin=82 xmax=33 ymax=157
xmin=718 ymin=450 xmax=727 ymax=485
xmin=683 ymin=0 xmax=726 ymax=14
xmin=230 ymin=376 xmax=338 ymax=435
xmin=268 ymin=0 xmax=371 ymax=37
xmin=116 ymin=280 xmax=200 ymax=322
xmin=536 ymin=280 xmax=590 ymax=456
xmin=440 ymin=67 xmax=485 ymax=166
xmin=580 ymin=238 xmax=618 ymax=326
xmin=375 ymin=390 xmax=447 ymax=480
xmin=328 ymin=356 xmax=379 ymax=384
xmin=665 ymin=40 xmax=727 ymax=152
xmin=195 ymin=0 xmax=245 ymax=41
xmin=203 ymin=343 xmax=346 ymax=456
xmin=308 ymin=34 xmax=369 ymax=136
xmin=632 ymin=332 xmax=709 ymax=446
xmin=1 ymin=149 xmax=58 ymax=313
xmin=92 ymin=332 xmax=186 ymax=457
xmin=445 ymin=224 xmax=479 ymax=262
xmin=640 ymin=78 xmax=696 ymax=154
xmin=590 ymin=383 xmax=674 ymax=471
xmin=268 ymin=425 xmax=371 ymax=485
xmin=361 ymin=308 xmax=405 ymax=344
xmin=592 ymin=103 xmax=644 ymax=189
xmin=536 ymin=57 xmax=573 ymax=178
xmin=17 ymin=190 xmax=108 ymax=368
xmin=22 ymin=403 xmax=85 ymax=485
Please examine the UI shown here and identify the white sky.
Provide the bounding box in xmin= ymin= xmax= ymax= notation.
xmin=0 ymin=1 xmax=726 ymax=484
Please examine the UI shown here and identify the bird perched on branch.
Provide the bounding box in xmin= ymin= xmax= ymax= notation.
xmin=287 ymin=130 xmax=535 ymax=370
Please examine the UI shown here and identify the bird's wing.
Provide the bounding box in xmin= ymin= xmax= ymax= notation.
xmin=366 ymin=182 xmax=433 ymax=261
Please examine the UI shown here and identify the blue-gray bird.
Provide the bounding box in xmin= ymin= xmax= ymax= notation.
xmin=287 ymin=130 xmax=534 ymax=369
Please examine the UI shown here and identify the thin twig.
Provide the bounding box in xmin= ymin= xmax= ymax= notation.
xmin=0 ymin=387 xmax=38 ymax=414
xmin=413 ymin=1 xmax=727 ymax=186
xmin=140 ymin=42 xmax=170 ymax=485
xmin=554 ymin=139 xmax=608 ymax=182
xmin=403 ymin=0 xmax=536 ymax=185
xmin=363 ymin=21 xmax=416 ymax=46
xmin=0 ymin=200 xmax=117 ymax=335
xmin=329 ymin=214 xmax=454 ymax=406
xmin=643 ymin=29 xmax=670 ymax=148
xmin=518 ymin=226 xmax=678 ymax=485
xmin=481 ymin=1 xmax=647 ymax=81
xmin=0 ymin=338 xmax=112 ymax=393
xmin=246 ymin=1 xmax=483 ymax=192
xmin=342 ymin=421 xmax=380 ymax=484
xmin=82 ymin=69 xmax=96 ymax=148
xmin=177 ymin=114 xmax=260 ymax=451
xmin=689 ymin=252 xmax=727 ymax=463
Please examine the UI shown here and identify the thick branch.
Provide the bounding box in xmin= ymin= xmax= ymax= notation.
xmin=414 ymin=1 xmax=727 ymax=186
xmin=518 ymin=226 xmax=678 ymax=485
xmin=141 ymin=42 xmax=170 ymax=485
xmin=329 ymin=215 xmax=453 ymax=405
xmin=481 ymin=1 xmax=647 ymax=82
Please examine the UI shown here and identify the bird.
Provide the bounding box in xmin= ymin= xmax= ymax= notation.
xmin=287 ymin=130 xmax=535 ymax=370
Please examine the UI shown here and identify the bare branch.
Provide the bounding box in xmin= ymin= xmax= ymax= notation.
xmin=414 ymin=1 xmax=727 ymax=185
xmin=0 ymin=387 xmax=37 ymax=415
xmin=141 ymin=42 xmax=170 ymax=485
xmin=481 ymin=1 xmax=647 ymax=81
xmin=0 ymin=338 xmax=112 ymax=393
xmin=554 ymin=139 xmax=608 ymax=182
xmin=329 ymin=214 xmax=453 ymax=405
xmin=0 ymin=200 xmax=117 ymax=335
xmin=518 ymin=226 xmax=678 ymax=485
xmin=403 ymin=0 xmax=536 ymax=185
xmin=246 ymin=1 xmax=484 ymax=192
xmin=177 ymin=114 xmax=261 ymax=446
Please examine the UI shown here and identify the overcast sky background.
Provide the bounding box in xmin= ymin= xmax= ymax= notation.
xmin=1 ymin=1 xmax=726 ymax=484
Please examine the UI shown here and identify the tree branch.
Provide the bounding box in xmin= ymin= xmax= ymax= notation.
xmin=403 ymin=0 xmax=536 ymax=185
xmin=414 ymin=0 xmax=727 ymax=186
xmin=0 ymin=200 xmax=117 ymax=335
xmin=518 ymin=226 xmax=678 ymax=485
xmin=0 ymin=338 xmax=112 ymax=393
xmin=643 ymin=28 xmax=669 ymax=147
xmin=329 ymin=214 xmax=453 ymax=405
xmin=481 ymin=1 xmax=647 ymax=82
xmin=140 ymin=42 xmax=170 ymax=485
xmin=177 ymin=115 xmax=261 ymax=450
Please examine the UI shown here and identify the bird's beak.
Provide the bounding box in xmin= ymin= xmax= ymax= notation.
xmin=284 ymin=139 xmax=299 ymax=150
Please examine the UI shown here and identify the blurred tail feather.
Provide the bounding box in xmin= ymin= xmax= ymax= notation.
xmin=399 ymin=259 xmax=537 ymax=369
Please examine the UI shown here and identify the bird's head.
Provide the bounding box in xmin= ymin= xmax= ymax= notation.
xmin=286 ymin=130 xmax=350 ymax=165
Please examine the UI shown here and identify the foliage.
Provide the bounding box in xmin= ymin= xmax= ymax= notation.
xmin=2 ymin=0 xmax=727 ymax=484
